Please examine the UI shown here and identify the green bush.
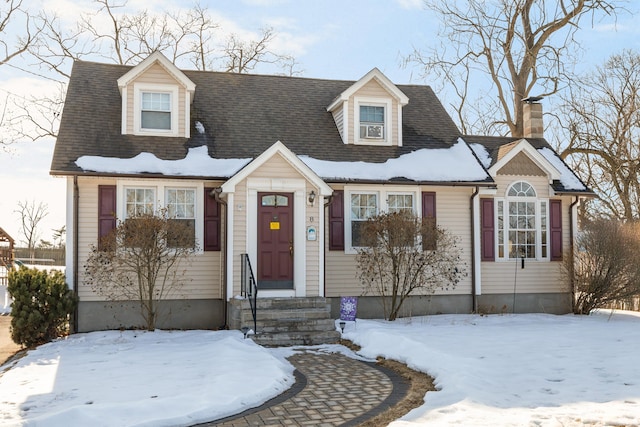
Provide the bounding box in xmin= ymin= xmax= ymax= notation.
xmin=7 ymin=267 xmax=77 ymax=347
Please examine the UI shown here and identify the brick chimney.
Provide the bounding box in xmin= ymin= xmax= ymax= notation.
xmin=522 ymin=97 xmax=543 ymax=139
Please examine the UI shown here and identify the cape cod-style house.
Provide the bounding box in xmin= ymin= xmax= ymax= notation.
xmin=51 ymin=52 xmax=592 ymax=344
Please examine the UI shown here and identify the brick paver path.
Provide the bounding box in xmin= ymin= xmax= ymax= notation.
xmin=202 ymin=350 xmax=409 ymax=426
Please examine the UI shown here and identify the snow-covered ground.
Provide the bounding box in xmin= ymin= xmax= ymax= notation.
xmin=0 ymin=311 xmax=639 ymax=426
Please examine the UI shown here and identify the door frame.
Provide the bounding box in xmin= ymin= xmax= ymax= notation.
xmin=256 ymin=191 xmax=294 ymax=289
xmin=247 ymin=178 xmax=307 ymax=297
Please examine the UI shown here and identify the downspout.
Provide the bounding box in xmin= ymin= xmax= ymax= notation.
xmin=470 ymin=186 xmax=479 ymax=313
xmin=569 ymin=196 xmax=579 ymax=314
xmin=72 ymin=176 xmax=79 ymax=333
xmin=212 ymin=187 xmax=229 ymax=329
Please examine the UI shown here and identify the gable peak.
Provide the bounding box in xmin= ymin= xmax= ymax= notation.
xmin=116 ymin=51 xmax=195 ymax=93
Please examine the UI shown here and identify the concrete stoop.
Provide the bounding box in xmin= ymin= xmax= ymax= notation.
xmin=228 ymin=297 xmax=341 ymax=346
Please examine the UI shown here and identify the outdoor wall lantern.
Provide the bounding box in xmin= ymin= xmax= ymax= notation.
xmin=308 ymin=190 xmax=316 ymax=205
xmin=339 ymin=321 xmax=346 ymax=333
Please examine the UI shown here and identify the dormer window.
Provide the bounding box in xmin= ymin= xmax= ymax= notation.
xmin=359 ymin=106 xmax=385 ymax=139
xmin=132 ymin=83 xmax=180 ymax=136
xmin=141 ymin=92 xmax=171 ymax=130
xmin=355 ymin=97 xmax=392 ymax=145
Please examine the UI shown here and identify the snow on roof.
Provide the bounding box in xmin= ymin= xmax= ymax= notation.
xmin=75 ymin=141 xmax=490 ymax=183
xmin=300 ymin=140 xmax=490 ymax=182
xmin=538 ymin=147 xmax=587 ymax=191
xmin=75 ymin=146 xmax=251 ymax=177
xmin=469 ymin=143 xmax=492 ymax=168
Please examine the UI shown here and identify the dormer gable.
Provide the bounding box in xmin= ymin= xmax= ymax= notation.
xmin=326 ymin=68 xmax=409 ymax=146
xmin=117 ymin=51 xmax=196 ymax=138
xmin=489 ymin=139 xmax=561 ymax=184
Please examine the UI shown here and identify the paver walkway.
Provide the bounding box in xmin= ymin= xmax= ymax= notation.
xmin=199 ymin=350 xmax=409 ymax=426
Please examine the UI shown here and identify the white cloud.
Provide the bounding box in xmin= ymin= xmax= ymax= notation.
xmin=395 ymin=0 xmax=424 ymax=10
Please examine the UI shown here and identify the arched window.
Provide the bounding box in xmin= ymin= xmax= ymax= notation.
xmin=497 ymin=181 xmax=548 ymax=259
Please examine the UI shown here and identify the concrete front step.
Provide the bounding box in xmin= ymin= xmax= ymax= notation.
xmin=236 ymin=297 xmax=331 ymax=311
xmin=238 ymin=307 xmax=332 ymax=323
xmin=254 ymin=318 xmax=336 ymax=334
xmin=250 ymin=330 xmax=341 ymax=347
xmin=229 ymin=297 xmax=339 ymax=346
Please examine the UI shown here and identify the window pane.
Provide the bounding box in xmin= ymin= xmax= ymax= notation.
xmin=360 ymin=106 xmax=384 ymax=123
xmin=351 ymin=193 xmax=378 ymax=247
xmin=262 ymin=195 xmax=276 ymax=206
xmin=142 ymin=92 xmax=170 ymax=111
xmin=141 ymin=111 xmax=171 ymax=130
xmin=167 ymin=219 xmax=195 ymax=248
xmin=508 ymin=181 xmax=536 ymax=197
xmin=125 ymin=188 xmax=155 ymax=218
xmin=388 ymin=194 xmax=413 ymax=214
xmin=166 ymin=189 xmax=195 ymax=219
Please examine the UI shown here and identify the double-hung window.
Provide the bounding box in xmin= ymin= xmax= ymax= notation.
xmin=120 ymin=182 xmax=201 ymax=250
xmin=497 ymin=181 xmax=548 ymax=260
xmin=355 ymin=97 xmax=392 ymax=145
xmin=166 ymin=188 xmax=196 ymax=247
xmin=350 ymin=193 xmax=378 ymax=247
xmin=133 ymin=84 xmax=179 ymax=136
xmin=359 ymin=105 xmax=385 ymax=139
xmin=347 ymin=188 xmax=418 ymax=251
xmin=141 ymin=92 xmax=171 ymax=130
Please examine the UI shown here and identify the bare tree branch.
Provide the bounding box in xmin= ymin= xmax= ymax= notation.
xmin=407 ymin=0 xmax=624 ymax=137
xmin=560 ymin=49 xmax=640 ymax=220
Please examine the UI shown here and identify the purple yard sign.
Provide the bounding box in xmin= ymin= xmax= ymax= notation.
xmin=339 ymin=296 xmax=358 ymax=321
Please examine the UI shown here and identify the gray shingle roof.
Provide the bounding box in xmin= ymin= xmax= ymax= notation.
xmin=51 ymin=61 xmax=464 ymax=179
xmin=463 ymin=135 xmax=594 ymax=195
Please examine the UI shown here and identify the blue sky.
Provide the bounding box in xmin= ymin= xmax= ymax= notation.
xmin=0 ymin=0 xmax=638 ymax=244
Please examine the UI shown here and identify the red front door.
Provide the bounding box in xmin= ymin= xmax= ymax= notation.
xmin=257 ymin=193 xmax=294 ymax=289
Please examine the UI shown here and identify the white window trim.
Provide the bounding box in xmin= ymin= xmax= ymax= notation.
xmin=495 ymin=181 xmax=550 ymax=262
xmin=133 ymin=83 xmax=180 ymax=137
xmin=344 ymin=185 xmax=419 ymax=254
xmin=354 ymin=96 xmax=393 ymax=146
xmin=116 ymin=180 xmax=204 ymax=253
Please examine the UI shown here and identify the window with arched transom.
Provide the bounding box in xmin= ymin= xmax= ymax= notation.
xmin=496 ymin=181 xmax=549 ymax=260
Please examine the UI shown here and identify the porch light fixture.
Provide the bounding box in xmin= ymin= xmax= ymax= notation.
xmin=241 ymin=326 xmax=249 ymax=339
xmin=308 ymin=190 xmax=316 ymax=205
xmin=339 ymin=321 xmax=346 ymax=333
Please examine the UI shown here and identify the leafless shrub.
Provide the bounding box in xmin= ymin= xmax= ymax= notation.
xmin=566 ymin=219 xmax=640 ymax=314
xmin=356 ymin=211 xmax=466 ymax=321
xmin=84 ymin=209 xmax=196 ymax=330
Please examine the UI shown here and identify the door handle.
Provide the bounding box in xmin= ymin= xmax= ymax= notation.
xmin=289 ymin=240 xmax=293 ymax=258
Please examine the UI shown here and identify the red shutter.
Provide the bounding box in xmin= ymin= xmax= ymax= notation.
xmin=204 ymin=188 xmax=221 ymax=251
xmin=329 ymin=190 xmax=344 ymax=251
xmin=550 ymin=199 xmax=562 ymax=261
xmin=480 ymin=198 xmax=495 ymax=261
xmin=422 ymin=192 xmax=437 ymax=250
xmin=98 ymin=185 xmax=116 ymax=250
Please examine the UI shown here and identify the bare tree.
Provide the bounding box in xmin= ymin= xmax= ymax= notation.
xmin=559 ymin=50 xmax=640 ymax=221
xmin=15 ymin=200 xmax=49 ymax=259
xmin=0 ymin=0 xmax=42 ymax=67
xmin=18 ymin=0 xmax=299 ymax=141
xmin=52 ymin=225 xmax=66 ymax=249
xmin=84 ymin=210 xmax=196 ymax=330
xmin=356 ymin=211 xmax=466 ymax=321
xmin=222 ymin=27 xmax=294 ymax=74
xmin=407 ymin=0 xmax=622 ymax=137
xmin=0 ymin=0 xmax=44 ymax=146
xmin=566 ymin=219 xmax=640 ymax=314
